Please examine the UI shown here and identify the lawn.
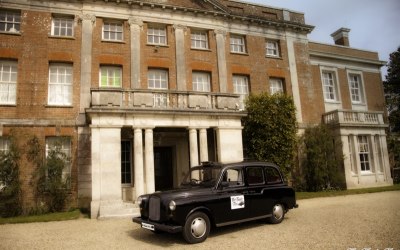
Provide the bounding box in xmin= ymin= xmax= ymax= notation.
xmin=296 ymin=184 xmax=400 ymax=200
xmin=0 ymin=209 xmax=82 ymax=225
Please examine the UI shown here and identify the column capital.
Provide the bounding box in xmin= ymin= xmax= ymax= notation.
xmin=214 ymin=29 xmax=227 ymax=37
xmin=77 ymin=13 xmax=96 ymax=24
xmin=173 ymin=24 xmax=187 ymax=31
xmin=128 ymin=17 xmax=143 ymax=28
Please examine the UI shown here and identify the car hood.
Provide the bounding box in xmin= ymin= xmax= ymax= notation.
xmin=150 ymin=186 xmax=214 ymax=201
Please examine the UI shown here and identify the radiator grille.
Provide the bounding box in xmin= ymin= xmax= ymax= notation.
xmin=149 ymin=196 xmax=160 ymax=221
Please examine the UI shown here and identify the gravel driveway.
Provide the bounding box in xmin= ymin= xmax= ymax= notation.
xmin=1 ymin=191 xmax=399 ymax=250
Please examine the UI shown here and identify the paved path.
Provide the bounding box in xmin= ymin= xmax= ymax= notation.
xmin=1 ymin=191 xmax=399 ymax=250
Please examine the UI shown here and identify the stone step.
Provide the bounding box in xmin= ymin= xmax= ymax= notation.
xmin=98 ymin=201 xmax=140 ymax=219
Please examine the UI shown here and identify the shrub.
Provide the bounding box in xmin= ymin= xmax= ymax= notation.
xmin=300 ymin=124 xmax=346 ymax=191
xmin=242 ymin=93 xmax=297 ymax=179
xmin=27 ymin=136 xmax=70 ymax=213
xmin=0 ymin=137 xmax=22 ymax=217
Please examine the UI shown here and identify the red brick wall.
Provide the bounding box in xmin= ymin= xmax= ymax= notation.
xmin=0 ymin=10 xmax=81 ymax=120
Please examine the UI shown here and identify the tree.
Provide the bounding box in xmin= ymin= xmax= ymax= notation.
xmin=300 ymin=125 xmax=345 ymax=192
xmin=242 ymin=93 xmax=297 ymax=179
xmin=384 ymin=47 xmax=400 ymax=132
xmin=384 ymin=47 xmax=400 ymax=181
xmin=0 ymin=137 xmax=22 ymax=217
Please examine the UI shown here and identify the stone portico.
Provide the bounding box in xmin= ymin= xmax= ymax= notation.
xmin=87 ymin=91 xmax=245 ymax=218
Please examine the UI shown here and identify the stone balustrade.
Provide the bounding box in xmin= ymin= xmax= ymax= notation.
xmin=90 ymin=88 xmax=242 ymax=112
xmin=323 ymin=109 xmax=385 ymax=126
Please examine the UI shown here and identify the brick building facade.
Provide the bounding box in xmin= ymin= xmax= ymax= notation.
xmin=0 ymin=0 xmax=392 ymax=218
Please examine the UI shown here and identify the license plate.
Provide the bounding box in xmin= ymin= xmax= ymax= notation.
xmin=141 ymin=222 xmax=155 ymax=231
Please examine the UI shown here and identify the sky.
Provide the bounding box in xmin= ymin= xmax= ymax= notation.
xmin=244 ymin=0 xmax=400 ymax=77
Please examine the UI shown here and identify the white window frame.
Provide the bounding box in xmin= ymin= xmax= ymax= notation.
xmin=99 ymin=66 xmax=122 ymax=88
xmin=192 ymin=71 xmax=211 ymax=92
xmin=233 ymin=75 xmax=249 ymax=110
xmin=0 ymin=60 xmax=17 ymax=105
xmin=230 ymin=34 xmax=246 ymax=53
xmin=121 ymin=140 xmax=132 ymax=185
xmin=321 ymin=69 xmax=340 ymax=102
xmin=148 ymin=69 xmax=168 ymax=108
xmin=191 ymin=29 xmax=208 ymax=50
xmin=45 ymin=137 xmax=71 ymax=183
xmin=51 ymin=16 xmax=74 ymax=37
xmin=266 ymin=40 xmax=280 ymax=57
xmin=48 ymin=63 xmax=73 ymax=106
xmin=269 ymin=78 xmax=284 ymax=94
xmin=148 ymin=69 xmax=168 ymax=90
xmin=0 ymin=9 xmax=21 ymax=33
xmin=358 ymin=135 xmax=371 ymax=173
xmin=147 ymin=25 xmax=167 ymax=45
xmin=347 ymin=71 xmax=365 ymax=105
xmin=102 ymin=20 xmax=123 ymax=42
xmin=0 ymin=137 xmax=10 ymax=154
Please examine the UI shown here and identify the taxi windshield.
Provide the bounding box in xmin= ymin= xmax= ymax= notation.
xmin=181 ymin=165 xmax=222 ymax=188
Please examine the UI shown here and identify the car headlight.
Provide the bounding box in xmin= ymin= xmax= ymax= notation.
xmin=169 ymin=200 xmax=176 ymax=211
xmin=137 ymin=196 xmax=143 ymax=206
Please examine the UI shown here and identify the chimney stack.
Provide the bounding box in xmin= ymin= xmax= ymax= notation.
xmin=331 ymin=27 xmax=350 ymax=47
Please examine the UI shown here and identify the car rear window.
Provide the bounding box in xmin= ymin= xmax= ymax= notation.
xmin=265 ymin=167 xmax=282 ymax=184
xmin=246 ymin=167 xmax=264 ymax=185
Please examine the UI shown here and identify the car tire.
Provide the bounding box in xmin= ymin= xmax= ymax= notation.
xmin=182 ymin=211 xmax=210 ymax=244
xmin=268 ymin=203 xmax=285 ymax=224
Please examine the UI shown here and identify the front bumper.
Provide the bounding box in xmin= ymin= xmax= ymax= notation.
xmin=132 ymin=217 xmax=183 ymax=233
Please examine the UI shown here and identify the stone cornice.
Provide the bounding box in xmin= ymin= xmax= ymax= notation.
xmin=309 ymin=50 xmax=386 ymax=67
xmin=80 ymin=0 xmax=314 ymax=34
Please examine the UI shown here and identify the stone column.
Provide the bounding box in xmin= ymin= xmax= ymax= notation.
xmin=199 ymin=128 xmax=208 ymax=163
xmin=379 ymin=134 xmax=393 ymax=184
xmin=285 ymin=31 xmax=303 ymax=123
xmin=353 ymin=135 xmax=362 ymax=184
xmin=216 ymin=127 xmax=243 ymax=163
xmin=341 ymin=134 xmax=354 ymax=188
xmin=90 ymin=126 xmax=122 ymax=218
xmin=189 ymin=128 xmax=199 ymax=167
xmin=369 ymin=135 xmax=379 ymax=181
xmin=134 ymin=128 xmax=145 ymax=198
xmin=128 ymin=18 xmax=143 ymax=89
xmin=174 ymin=24 xmax=187 ymax=91
xmin=215 ymin=30 xmax=228 ymax=93
xmin=90 ymin=126 xmax=101 ymax=218
xmin=144 ymin=128 xmax=155 ymax=194
xmin=79 ymin=14 xmax=95 ymax=117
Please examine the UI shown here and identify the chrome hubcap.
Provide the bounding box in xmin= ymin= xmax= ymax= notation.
xmin=190 ymin=217 xmax=206 ymax=238
xmin=273 ymin=204 xmax=284 ymax=220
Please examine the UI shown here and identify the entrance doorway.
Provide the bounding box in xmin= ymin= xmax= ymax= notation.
xmin=154 ymin=147 xmax=174 ymax=191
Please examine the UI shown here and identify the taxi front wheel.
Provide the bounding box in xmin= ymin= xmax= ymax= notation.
xmin=182 ymin=211 xmax=210 ymax=244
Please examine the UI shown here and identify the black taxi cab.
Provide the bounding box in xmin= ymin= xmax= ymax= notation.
xmin=132 ymin=161 xmax=298 ymax=244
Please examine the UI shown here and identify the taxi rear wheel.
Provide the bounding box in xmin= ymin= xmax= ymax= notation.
xmin=182 ymin=211 xmax=210 ymax=244
xmin=268 ymin=203 xmax=285 ymax=224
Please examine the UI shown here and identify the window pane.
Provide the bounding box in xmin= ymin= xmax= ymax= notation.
xmin=148 ymin=69 xmax=168 ymax=89
xmin=147 ymin=26 xmax=167 ymax=45
xmin=99 ymin=66 xmax=122 ymax=88
xmin=322 ymin=72 xmax=337 ymax=101
xmin=48 ymin=64 xmax=73 ymax=105
xmin=52 ymin=17 xmax=74 ymax=37
xmin=270 ymin=78 xmax=283 ymax=94
xmin=0 ymin=61 xmax=17 ymax=104
xmin=192 ymin=72 xmax=211 ymax=92
xmin=103 ymin=22 xmax=123 ymax=41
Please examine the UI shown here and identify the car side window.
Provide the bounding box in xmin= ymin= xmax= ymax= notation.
xmin=265 ymin=167 xmax=283 ymax=184
xmin=222 ymin=168 xmax=244 ymax=187
xmin=246 ymin=167 xmax=264 ymax=185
